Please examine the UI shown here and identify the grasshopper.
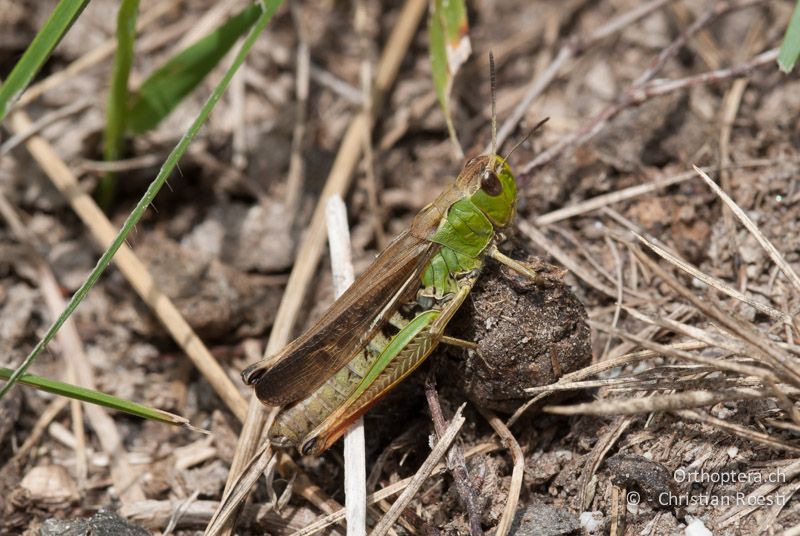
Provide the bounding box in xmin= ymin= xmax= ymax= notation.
xmin=242 ymin=67 xmax=546 ymax=456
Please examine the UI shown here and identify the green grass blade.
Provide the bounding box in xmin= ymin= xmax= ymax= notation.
xmin=127 ymin=3 xmax=262 ymax=134
xmin=0 ymin=367 xmax=190 ymax=427
xmin=778 ymin=0 xmax=800 ymax=73
xmin=0 ymin=0 xmax=285 ymax=401
xmin=428 ymin=0 xmax=470 ymax=158
xmin=0 ymin=0 xmax=90 ymax=122
xmin=99 ymin=0 xmax=140 ymax=208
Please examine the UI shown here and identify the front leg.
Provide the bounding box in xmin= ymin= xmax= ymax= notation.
xmin=440 ymin=335 xmax=478 ymax=350
xmin=487 ymin=245 xmax=550 ymax=287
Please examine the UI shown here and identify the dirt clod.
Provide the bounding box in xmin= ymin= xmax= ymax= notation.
xmin=19 ymin=464 xmax=78 ymax=508
xmin=39 ymin=508 xmax=150 ymax=536
xmin=447 ymin=256 xmax=592 ymax=411
xmin=135 ymin=233 xmax=280 ymax=339
xmin=510 ymin=502 xmax=582 ymax=536
xmin=605 ymin=453 xmax=674 ymax=506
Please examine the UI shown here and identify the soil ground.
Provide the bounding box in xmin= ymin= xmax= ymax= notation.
xmin=1 ymin=1 xmax=800 ymax=534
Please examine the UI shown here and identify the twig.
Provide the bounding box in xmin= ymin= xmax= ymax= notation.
xmin=66 ymin=363 xmax=87 ymax=485
xmin=6 ymin=110 xmax=249 ymax=421
xmin=601 ymin=236 xmax=624 ymax=362
xmin=622 ymin=308 xmax=755 ymax=360
xmin=532 ymin=158 xmax=800 ymax=225
xmin=521 ymin=1 xmax=772 ymax=174
xmin=204 ymin=444 xmax=274 ymax=535
xmin=717 ymin=459 xmax=800 ymax=526
xmin=371 ymin=405 xmax=466 ymax=536
xmin=578 ymin=416 xmax=633 ymax=511
xmin=524 ymin=366 xmax=763 ymax=394
xmin=217 ymin=0 xmax=428 ymax=531
xmin=40 ymin=263 xmax=146 ymax=503
xmin=164 ymin=491 xmax=201 ymax=536
xmin=670 ymin=2 xmax=723 ymax=69
xmin=285 ymin=7 xmax=310 ymax=218
xmin=424 ymin=378 xmax=482 ymax=535
xmin=8 ymin=398 xmax=68 ymax=466
xmin=492 ymin=0 xmax=675 ymax=151
xmin=0 ymin=98 xmax=91 ymax=155
xmin=535 ymin=168 xmax=697 ymax=225
xmin=635 ymin=1 xmax=732 ymax=88
xmin=717 ymin=18 xmax=763 ymax=249
xmin=628 ymin=48 xmax=779 ymax=104
xmin=76 ymin=153 xmax=164 ymax=174
xmin=356 ymin=0 xmax=386 ymax=250
xmin=325 ymin=195 xmax=365 ymax=536
xmin=294 ymin=441 xmax=501 ymax=536
xmin=0 ymin=191 xmax=147 ymax=504
xmin=475 ymin=405 xmax=523 ymax=536
xmin=12 ymin=1 xmax=178 ymax=110
xmin=309 ymin=64 xmax=363 ymax=105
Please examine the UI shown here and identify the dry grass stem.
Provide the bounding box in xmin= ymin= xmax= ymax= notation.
xmin=12 ymin=0 xmax=179 ymax=110
xmin=204 ymin=444 xmax=274 ymax=536
xmin=356 ymin=0 xmax=386 ymax=250
xmin=536 ymin=168 xmax=696 ymax=225
xmin=294 ymin=441 xmax=501 ymax=535
xmin=519 ymin=220 xmax=620 ymax=299
xmin=284 ymin=7 xmax=310 ymax=217
xmin=475 ymin=405 xmax=523 ymax=536
xmin=693 ymin=165 xmax=800 ymax=299
xmin=7 ymin=110 xmax=249 ymax=420
xmin=534 ymin=158 xmax=787 ymax=226
xmin=522 ymin=0 xmax=773 ymax=173
xmin=308 ymin=63 xmax=363 ymax=104
xmin=717 ymin=460 xmax=800 ymax=527
xmin=579 ymin=416 xmax=633 ymax=511
xmin=589 ymin=319 xmax=777 ymax=381
xmin=218 ymin=1 xmax=427 ymax=531
xmin=544 ymin=387 xmax=769 ymax=416
xmin=424 ymin=379 xmax=482 ymax=535
xmin=0 ymin=99 xmax=91 ymax=155
xmin=325 ymin=195 xmax=366 ymax=536
xmin=493 ymin=0 xmax=674 ymax=150
xmin=9 ymin=398 xmax=69 ymax=466
xmin=635 ymin=233 xmax=793 ymax=325
xmin=507 ymin=341 xmax=709 ymax=427
xmin=629 ymin=246 xmax=800 ymax=385
xmin=40 ymin=268 xmax=146 ymax=504
xmin=0 ymin=192 xmax=146 ymax=502
xmin=371 ymin=405 xmax=466 ymax=536
xmin=677 ymin=410 xmax=800 ymax=453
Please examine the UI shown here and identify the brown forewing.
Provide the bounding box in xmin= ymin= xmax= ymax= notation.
xmin=242 ymin=230 xmax=439 ymax=406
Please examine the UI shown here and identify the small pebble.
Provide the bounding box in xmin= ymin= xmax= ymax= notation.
xmin=685 ymin=516 xmax=713 ymax=536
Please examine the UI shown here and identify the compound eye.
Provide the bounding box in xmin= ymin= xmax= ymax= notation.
xmin=480 ymin=170 xmax=502 ymax=196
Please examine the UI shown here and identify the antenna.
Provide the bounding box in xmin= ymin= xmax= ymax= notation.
xmin=489 ymin=51 xmax=497 ymax=157
xmin=499 ymin=117 xmax=549 ymax=170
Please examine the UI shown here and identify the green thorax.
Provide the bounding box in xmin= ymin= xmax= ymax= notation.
xmin=421 ymin=155 xmax=516 ymax=297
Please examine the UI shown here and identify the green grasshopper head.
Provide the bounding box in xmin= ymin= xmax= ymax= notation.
xmin=458 ymin=154 xmax=516 ymax=229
